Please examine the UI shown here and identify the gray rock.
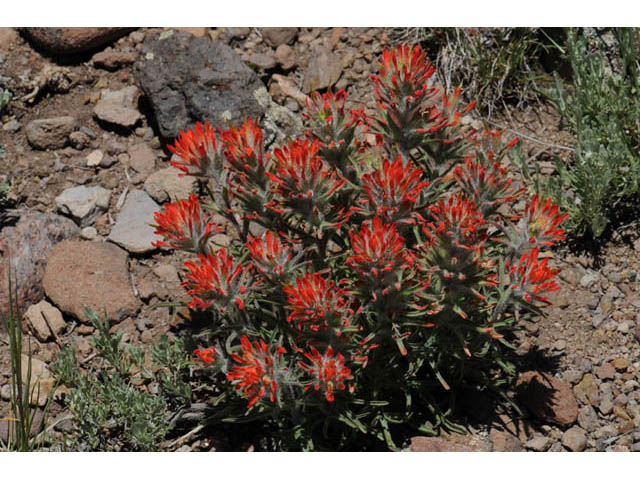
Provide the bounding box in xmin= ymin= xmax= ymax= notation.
xmin=561 ymin=426 xmax=587 ymax=452
xmin=144 ymin=165 xmax=196 ymax=203
xmin=55 ymin=185 xmax=111 ymax=226
xmin=24 ymin=300 xmax=66 ymax=342
xmin=2 ymin=119 xmax=21 ymax=133
xmin=93 ymin=86 xmax=142 ymax=128
xmin=525 ymin=435 xmax=551 ymax=452
xmin=577 ymin=405 xmax=599 ymax=432
xmin=260 ymin=27 xmax=298 ymax=47
xmin=43 ymin=240 xmax=138 ymax=323
xmin=80 ymin=226 xmax=98 ymax=240
xmin=0 ymin=211 xmax=79 ymax=313
xmin=107 ymin=189 xmax=162 ymax=254
xmin=0 ymin=384 xmax=10 ymax=401
xmin=25 ymin=116 xmax=76 ymax=150
xmin=302 ymin=46 xmax=343 ymax=93
xmin=580 ymin=271 xmax=599 ymax=289
xmin=253 ymin=87 xmax=303 ymax=148
xmin=134 ymin=30 xmax=265 ymax=139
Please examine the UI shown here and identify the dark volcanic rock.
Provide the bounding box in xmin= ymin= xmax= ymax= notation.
xmin=134 ymin=30 xmax=265 ymax=139
xmin=20 ymin=27 xmax=134 ymax=55
xmin=0 ymin=211 xmax=79 ymax=314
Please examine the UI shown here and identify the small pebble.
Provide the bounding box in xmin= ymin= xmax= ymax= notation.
xmin=80 ymin=226 xmax=98 ymax=240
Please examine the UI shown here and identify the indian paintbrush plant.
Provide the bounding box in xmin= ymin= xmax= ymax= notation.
xmin=151 ymin=44 xmax=569 ymax=450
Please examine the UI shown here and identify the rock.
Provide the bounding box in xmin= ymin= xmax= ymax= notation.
xmin=0 ymin=27 xmax=19 ymax=51
xmin=144 ymin=165 xmax=196 ymax=203
xmin=613 ymin=405 xmax=632 ymax=421
xmin=302 ymin=46 xmax=343 ymax=93
xmin=134 ymin=30 xmax=265 ymax=139
xmin=21 ymin=27 xmax=134 ymax=55
xmin=86 ymin=149 xmax=104 ymax=167
xmin=153 ymin=263 xmax=180 ymax=284
xmin=253 ymin=87 xmax=304 ymax=148
xmin=0 ymin=409 xmax=44 ymax=444
xmin=19 ymin=355 xmax=55 ymax=407
xmin=0 ymin=211 xmax=79 ymax=313
xmin=577 ymin=405 xmax=599 ymax=432
xmin=69 ymin=131 xmax=91 ymax=149
xmin=24 ymin=300 xmax=66 ymax=342
xmin=260 ymin=27 xmax=298 ymax=47
xmin=489 ymin=429 xmax=524 ymax=452
xmin=42 ymin=240 xmax=138 ymax=323
xmin=598 ymin=397 xmax=614 ymax=415
xmin=173 ymin=27 xmax=208 ymax=37
xmin=128 ymin=143 xmax=156 ymax=175
xmin=525 ymin=435 xmax=551 ymax=452
xmin=580 ymin=271 xmax=599 ymax=289
xmin=0 ymin=384 xmax=10 ymax=401
xmin=595 ymin=362 xmax=616 ymax=380
xmin=94 ymin=86 xmax=142 ymax=128
xmin=561 ymin=426 xmax=587 ymax=452
xmin=25 ymin=116 xmax=76 ymax=150
xmin=55 ymin=185 xmax=111 ymax=227
xmin=247 ymin=52 xmax=277 ymax=70
xmin=408 ymin=436 xmax=482 ymax=452
xmin=107 ymin=190 xmax=162 ymax=254
xmin=80 ymin=226 xmax=98 ymax=240
xmin=516 ymin=371 xmax=579 ymax=426
xmin=92 ymin=49 xmax=137 ymax=70
xmin=2 ymin=119 xmax=21 ymax=133
xmin=617 ymin=321 xmax=631 ymax=334
xmin=612 ymin=357 xmax=629 ymax=372
xmin=573 ymin=373 xmax=599 ymax=405
xmin=271 ymin=74 xmax=309 ymax=105
xmin=274 ymin=44 xmax=296 ymax=70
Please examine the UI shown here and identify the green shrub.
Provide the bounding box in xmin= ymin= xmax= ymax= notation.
xmin=51 ymin=309 xmax=192 ymax=451
xmin=546 ymin=28 xmax=640 ymax=238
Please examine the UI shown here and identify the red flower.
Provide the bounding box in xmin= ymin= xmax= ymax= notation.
xmin=373 ymin=44 xmax=436 ymax=98
xmin=506 ymin=247 xmax=560 ymax=303
xmin=358 ymin=155 xmax=428 ymax=223
xmin=347 ymin=216 xmax=410 ymax=288
xmin=453 ymin=157 xmax=519 ymax=216
xmin=422 ymin=194 xmax=486 ymax=252
xmin=227 ymin=335 xmax=287 ymax=408
xmin=283 ymin=272 xmax=351 ymax=334
xmin=193 ymin=346 xmax=217 ymax=365
xmin=182 ymin=248 xmax=252 ymax=312
xmin=522 ymin=195 xmax=570 ymax=247
xmin=298 ymin=346 xmax=353 ymax=402
xmin=168 ymin=121 xmax=224 ymax=178
xmin=153 ymin=194 xmax=222 ymax=253
xmin=221 ymin=118 xmax=267 ymax=180
xmin=303 ymin=89 xmax=366 ymax=170
xmin=246 ymin=230 xmax=294 ymax=280
xmin=266 ymin=138 xmax=346 ymax=212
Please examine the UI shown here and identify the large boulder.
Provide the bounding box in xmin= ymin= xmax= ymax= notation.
xmin=20 ymin=27 xmax=134 ymax=55
xmin=134 ymin=30 xmax=265 ymax=139
xmin=0 ymin=211 xmax=79 ymax=314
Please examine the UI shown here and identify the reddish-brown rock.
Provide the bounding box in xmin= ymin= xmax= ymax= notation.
xmin=21 ymin=27 xmax=134 ymax=55
xmin=0 ymin=211 xmax=79 ymax=314
xmin=516 ymin=371 xmax=579 ymax=426
xmin=42 ymin=240 xmax=138 ymax=323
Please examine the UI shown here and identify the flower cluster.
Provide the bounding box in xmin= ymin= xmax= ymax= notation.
xmin=150 ymin=43 xmax=569 ymax=449
xmin=153 ymin=194 xmax=222 ymax=253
